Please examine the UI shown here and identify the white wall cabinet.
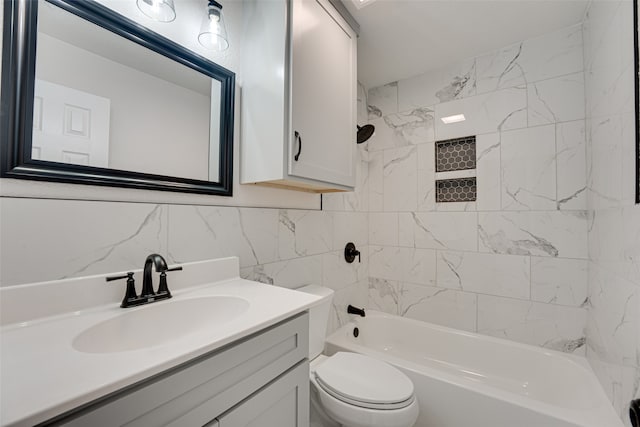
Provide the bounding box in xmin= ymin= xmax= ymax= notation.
xmin=240 ymin=0 xmax=357 ymax=193
xmin=46 ymin=313 xmax=309 ymax=427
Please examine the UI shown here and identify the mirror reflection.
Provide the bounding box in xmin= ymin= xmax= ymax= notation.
xmin=34 ymin=0 xmax=221 ymax=182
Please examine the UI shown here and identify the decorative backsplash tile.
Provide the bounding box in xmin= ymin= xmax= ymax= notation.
xmin=435 ymin=136 xmax=476 ymax=172
xmin=436 ymin=178 xmax=477 ymax=202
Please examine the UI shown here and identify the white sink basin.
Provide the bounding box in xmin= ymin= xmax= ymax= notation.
xmin=72 ymin=296 xmax=250 ymax=353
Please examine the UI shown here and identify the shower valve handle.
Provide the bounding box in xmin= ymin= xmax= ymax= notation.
xmin=344 ymin=242 xmax=360 ymax=263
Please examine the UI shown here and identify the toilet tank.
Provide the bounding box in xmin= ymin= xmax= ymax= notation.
xmin=297 ymin=285 xmax=334 ymax=359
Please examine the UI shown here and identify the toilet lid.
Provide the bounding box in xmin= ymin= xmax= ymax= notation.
xmin=314 ymin=352 xmax=414 ymax=408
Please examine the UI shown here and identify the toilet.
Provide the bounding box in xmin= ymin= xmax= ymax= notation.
xmin=298 ymin=285 xmax=419 ymax=427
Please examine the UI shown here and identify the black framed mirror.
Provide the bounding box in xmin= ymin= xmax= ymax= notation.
xmin=1 ymin=0 xmax=234 ymax=196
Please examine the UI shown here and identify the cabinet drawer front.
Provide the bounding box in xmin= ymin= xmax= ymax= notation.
xmin=52 ymin=313 xmax=308 ymax=427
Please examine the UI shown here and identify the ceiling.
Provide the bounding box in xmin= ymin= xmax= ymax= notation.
xmin=343 ymin=0 xmax=589 ymax=89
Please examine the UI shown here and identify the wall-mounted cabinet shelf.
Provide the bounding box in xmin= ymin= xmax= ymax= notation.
xmin=240 ymin=0 xmax=357 ymax=193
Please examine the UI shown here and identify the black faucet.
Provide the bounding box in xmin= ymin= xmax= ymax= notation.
xmin=141 ymin=254 xmax=168 ymax=298
xmin=347 ymin=305 xmax=366 ymax=317
xmin=142 ymin=253 xmax=182 ymax=301
xmin=106 ymin=254 xmax=181 ymax=308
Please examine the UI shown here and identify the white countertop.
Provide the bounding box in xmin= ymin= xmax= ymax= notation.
xmin=0 ymin=258 xmax=320 ymax=426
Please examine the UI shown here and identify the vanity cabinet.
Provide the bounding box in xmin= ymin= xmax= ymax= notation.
xmin=240 ymin=0 xmax=357 ymax=193
xmin=217 ymin=362 xmax=308 ymax=426
xmin=47 ymin=313 xmax=309 ymax=427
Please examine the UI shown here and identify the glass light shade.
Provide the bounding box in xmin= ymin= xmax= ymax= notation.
xmin=137 ymin=0 xmax=176 ymax=22
xmin=198 ymin=2 xmax=229 ymax=51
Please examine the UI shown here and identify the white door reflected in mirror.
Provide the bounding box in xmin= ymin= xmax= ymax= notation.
xmin=32 ymin=79 xmax=111 ymax=168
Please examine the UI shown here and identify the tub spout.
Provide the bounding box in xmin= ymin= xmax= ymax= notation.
xmin=347 ymin=305 xmax=366 ymax=317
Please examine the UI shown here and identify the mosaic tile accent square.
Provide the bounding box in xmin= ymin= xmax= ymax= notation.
xmin=435 ymin=136 xmax=476 ymax=172
xmin=436 ymin=178 xmax=477 ymax=203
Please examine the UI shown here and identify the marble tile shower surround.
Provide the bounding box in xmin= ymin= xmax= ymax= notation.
xmin=362 ymin=21 xmax=591 ymax=357
xmin=368 ymin=24 xmax=584 ymax=119
xmin=582 ymin=0 xmax=640 ymax=423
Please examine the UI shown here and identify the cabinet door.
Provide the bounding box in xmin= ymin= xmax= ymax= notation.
xmin=217 ymin=361 xmax=309 ymax=427
xmin=289 ymin=0 xmax=357 ymax=188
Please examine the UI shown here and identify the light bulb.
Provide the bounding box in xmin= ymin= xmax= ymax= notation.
xmin=136 ymin=0 xmax=176 ymax=23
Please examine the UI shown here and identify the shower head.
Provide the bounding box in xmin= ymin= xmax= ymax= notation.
xmin=357 ymin=124 xmax=375 ymax=144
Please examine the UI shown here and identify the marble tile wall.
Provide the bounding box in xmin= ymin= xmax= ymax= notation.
xmin=583 ymin=0 xmax=640 ymax=423
xmin=0 ymin=197 xmax=369 ymax=334
xmin=364 ymin=23 xmax=589 ymax=355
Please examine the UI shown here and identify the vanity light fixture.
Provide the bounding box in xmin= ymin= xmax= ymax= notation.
xmin=198 ymin=0 xmax=229 ymax=52
xmin=136 ymin=0 xmax=176 ymax=23
xmin=441 ymin=114 xmax=466 ymax=124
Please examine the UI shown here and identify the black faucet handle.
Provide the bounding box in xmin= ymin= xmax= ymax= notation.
xmin=157 ymin=265 xmax=182 ymax=296
xmin=106 ymin=272 xmax=138 ymax=308
xmin=106 ymin=272 xmax=134 ymax=282
xmin=344 ymin=242 xmax=361 ymax=263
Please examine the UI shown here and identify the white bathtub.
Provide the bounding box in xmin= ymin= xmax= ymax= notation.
xmin=324 ymin=311 xmax=623 ymax=427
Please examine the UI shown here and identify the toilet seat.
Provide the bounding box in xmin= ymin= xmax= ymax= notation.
xmin=314 ymin=352 xmax=415 ymax=410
